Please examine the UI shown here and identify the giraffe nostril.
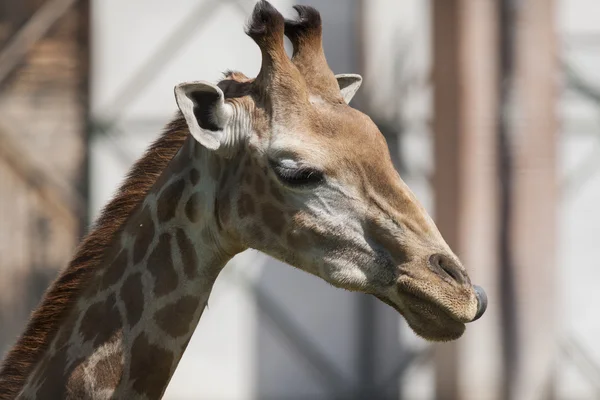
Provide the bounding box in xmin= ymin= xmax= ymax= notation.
xmin=428 ymin=254 xmax=467 ymax=285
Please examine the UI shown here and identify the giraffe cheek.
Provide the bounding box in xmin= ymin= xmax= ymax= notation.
xmin=237 ymin=191 xmax=256 ymax=219
xmin=261 ymin=202 xmax=287 ymax=235
xmin=244 ymin=223 xmax=266 ymax=248
xmin=286 ymin=230 xmax=312 ymax=251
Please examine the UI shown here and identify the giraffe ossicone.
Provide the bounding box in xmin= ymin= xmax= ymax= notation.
xmin=0 ymin=1 xmax=486 ymax=398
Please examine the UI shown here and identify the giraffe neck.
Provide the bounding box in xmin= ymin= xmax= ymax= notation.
xmin=20 ymin=137 xmax=237 ymax=399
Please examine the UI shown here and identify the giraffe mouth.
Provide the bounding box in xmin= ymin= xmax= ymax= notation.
xmin=373 ymin=292 xmax=468 ymax=342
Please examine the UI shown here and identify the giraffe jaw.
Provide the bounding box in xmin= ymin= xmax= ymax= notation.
xmin=374 ymin=293 xmax=467 ymax=342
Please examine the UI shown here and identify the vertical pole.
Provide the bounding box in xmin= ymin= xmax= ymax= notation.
xmin=432 ymin=1 xmax=503 ymax=399
xmin=77 ymin=0 xmax=91 ymax=237
xmin=497 ymin=1 xmax=518 ymax=398
xmin=508 ymin=0 xmax=558 ymax=398
xmin=353 ymin=1 xmax=379 ymax=398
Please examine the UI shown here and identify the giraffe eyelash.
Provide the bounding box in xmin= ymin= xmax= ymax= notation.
xmin=270 ymin=162 xmax=324 ymax=187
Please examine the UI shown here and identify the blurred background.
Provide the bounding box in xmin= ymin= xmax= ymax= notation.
xmin=0 ymin=0 xmax=597 ymax=398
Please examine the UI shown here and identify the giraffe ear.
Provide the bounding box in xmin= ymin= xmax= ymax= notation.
xmin=335 ymin=74 xmax=362 ymax=104
xmin=174 ymin=81 xmax=235 ymax=152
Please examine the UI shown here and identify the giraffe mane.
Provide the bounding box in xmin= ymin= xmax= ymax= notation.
xmin=0 ymin=116 xmax=189 ymax=399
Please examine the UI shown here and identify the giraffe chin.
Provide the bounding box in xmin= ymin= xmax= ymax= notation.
xmin=374 ymin=293 xmax=467 ymax=342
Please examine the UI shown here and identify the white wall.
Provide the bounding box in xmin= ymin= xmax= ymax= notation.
xmin=558 ymin=0 xmax=600 ymax=398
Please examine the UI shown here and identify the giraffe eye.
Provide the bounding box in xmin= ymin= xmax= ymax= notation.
xmin=271 ymin=163 xmax=324 ymax=187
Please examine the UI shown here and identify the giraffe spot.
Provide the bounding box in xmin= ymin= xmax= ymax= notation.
xmin=102 ymin=248 xmax=129 ymax=289
xmin=237 ymin=192 xmax=255 ymax=219
xmin=185 ymin=193 xmax=202 ymax=223
xmin=176 ymin=229 xmax=198 ymax=279
xmin=218 ymin=194 xmax=231 ymax=226
xmin=148 ymin=233 xmax=178 ymax=297
xmin=270 ymin=181 xmax=285 ymax=203
xmin=130 ymin=333 xmax=174 ymax=398
xmin=209 ymin=158 xmax=222 ymax=181
xmin=94 ymin=349 xmax=124 ymax=389
xmin=154 ymin=295 xmax=200 ymax=338
xmin=133 ymin=206 xmax=155 ymax=265
xmin=83 ymin=275 xmax=103 ymax=300
xmin=189 ymin=168 xmax=201 ymax=185
xmin=79 ymin=293 xmax=121 ymax=347
xmin=262 ymin=203 xmax=286 ymax=235
xmin=121 ymin=272 xmax=144 ymax=327
xmin=157 ymin=178 xmax=186 ymax=223
xmin=254 ymin=173 xmax=265 ymax=196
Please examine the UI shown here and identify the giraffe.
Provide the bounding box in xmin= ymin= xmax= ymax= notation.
xmin=0 ymin=2 xmax=487 ymax=399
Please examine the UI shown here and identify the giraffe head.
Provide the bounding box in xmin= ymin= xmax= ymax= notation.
xmin=174 ymin=1 xmax=486 ymax=341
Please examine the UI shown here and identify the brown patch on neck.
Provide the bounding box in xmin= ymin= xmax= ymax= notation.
xmin=79 ymin=293 xmax=121 ymax=347
xmin=121 ymin=272 xmax=144 ymax=328
xmin=157 ymin=178 xmax=186 ymax=223
xmin=129 ymin=333 xmax=174 ymax=398
xmin=0 ymin=117 xmax=190 ymax=400
xmin=154 ymin=295 xmax=201 ymax=338
xmin=148 ymin=233 xmax=178 ymax=297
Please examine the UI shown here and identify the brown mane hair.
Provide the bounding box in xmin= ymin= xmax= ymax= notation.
xmin=0 ymin=116 xmax=188 ymax=399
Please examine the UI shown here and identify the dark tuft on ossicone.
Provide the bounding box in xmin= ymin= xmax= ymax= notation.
xmin=284 ymin=5 xmax=322 ymax=42
xmin=245 ymin=0 xmax=285 ymax=44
